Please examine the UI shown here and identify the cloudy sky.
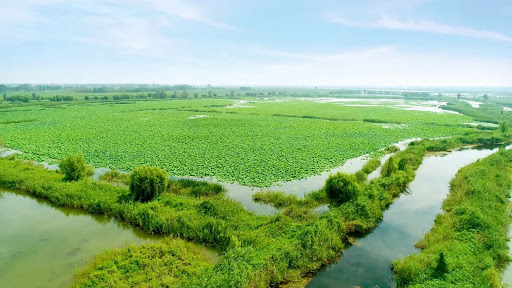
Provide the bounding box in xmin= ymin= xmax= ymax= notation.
xmin=1 ymin=0 xmax=511 ymax=86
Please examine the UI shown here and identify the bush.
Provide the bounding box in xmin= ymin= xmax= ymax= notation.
xmin=59 ymin=154 xmax=93 ymax=181
xmin=381 ymin=156 xmax=397 ymax=177
xmin=129 ymin=166 xmax=168 ymax=202
xmin=0 ymin=135 xmax=4 ymax=147
xmin=325 ymin=172 xmax=360 ymax=204
xmin=99 ymin=170 xmax=130 ymax=185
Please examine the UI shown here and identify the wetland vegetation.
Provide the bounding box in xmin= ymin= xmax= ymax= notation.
xmin=1 ymin=85 xmax=512 ymax=287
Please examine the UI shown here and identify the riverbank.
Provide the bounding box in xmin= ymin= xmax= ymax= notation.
xmin=392 ymin=149 xmax=512 ymax=287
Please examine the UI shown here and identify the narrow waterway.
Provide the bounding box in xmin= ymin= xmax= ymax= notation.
xmin=0 ymin=190 xmax=163 ymax=288
xmin=307 ymin=147 xmax=498 ymax=288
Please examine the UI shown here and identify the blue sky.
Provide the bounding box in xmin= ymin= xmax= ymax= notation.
xmin=1 ymin=0 xmax=511 ymax=86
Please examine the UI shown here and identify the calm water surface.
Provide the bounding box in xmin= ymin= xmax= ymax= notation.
xmin=308 ymin=148 xmax=498 ymax=288
xmin=0 ymin=190 xmax=162 ymax=288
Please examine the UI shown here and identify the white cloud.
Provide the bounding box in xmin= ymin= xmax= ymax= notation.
xmin=192 ymin=46 xmax=512 ymax=87
xmin=77 ymin=16 xmax=175 ymax=56
xmin=251 ymin=46 xmax=395 ymax=61
xmin=327 ymin=15 xmax=512 ymax=43
xmin=130 ymin=0 xmax=239 ymax=30
xmin=4 ymin=45 xmax=512 ymax=87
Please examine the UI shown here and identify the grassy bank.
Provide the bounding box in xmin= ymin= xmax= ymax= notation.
xmin=392 ymin=149 xmax=512 ymax=288
xmin=72 ymin=238 xmax=218 ymax=288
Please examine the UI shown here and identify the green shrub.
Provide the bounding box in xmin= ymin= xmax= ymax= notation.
xmin=129 ymin=166 xmax=168 ymax=202
xmin=59 ymin=154 xmax=93 ymax=181
xmin=381 ymin=156 xmax=397 ymax=177
xmin=0 ymin=135 xmax=4 ymax=147
xmin=99 ymin=170 xmax=130 ymax=185
xmin=325 ymin=173 xmax=360 ymax=204
xmin=500 ymin=122 xmax=509 ymax=136
xmin=170 ymin=179 xmax=224 ymax=197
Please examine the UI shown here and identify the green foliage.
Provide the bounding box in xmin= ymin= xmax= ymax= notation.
xmin=355 ymin=158 xmax=381 ymax=183
xmin=0 ymin=98 xmax=471 ymax=187
xmin=361 ymin=158 xmax=381 ymax=174
xmin=129 ymin=166 xmax=168 ymax=202
xmin=433 ymin=252 xmax=448 ymax=278
xmin=72 ymin=238 xmax=216 ymax=288
xmin=169 ymin=179 xmax=224 ymax=197
xmin=99 ymin=170 xmax=130 ymax=185
xmin=381 ymin=156 xmax=397 ymax=177
xmin=325 ymin=173 xmax=360 ymax=204
xmin=0 ymin=135 xmax=3 ymax=148
xmin=252 ymin=190 xmax=326 ymax=209
xmin=500 ymin=122 xmax=509 ymax=136
xmin=393 ymin=150 xmax=512 ymax=288
xmin=59 ymin=154 xmax=93 ymax=181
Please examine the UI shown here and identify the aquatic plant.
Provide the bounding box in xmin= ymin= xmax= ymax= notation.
xmin=0 ymin=98 xmax=472 ymax=187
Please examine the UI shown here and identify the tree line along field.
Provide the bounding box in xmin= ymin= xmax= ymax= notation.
xmin=0 ymin=98 xmax=475 ymax=187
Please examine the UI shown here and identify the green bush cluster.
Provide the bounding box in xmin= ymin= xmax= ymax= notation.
xmin=59 ymin=154 xmax=93 ymax=181
xmin=325 ymin=173 xmax=361 ymax=204
xmin=129 ymin=166 xmax=168 ymax=202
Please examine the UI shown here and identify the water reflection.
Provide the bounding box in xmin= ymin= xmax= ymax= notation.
xmin=308 ymin=148 xmax=498 ymax=288
xmin=0 ymin=189 xmax=163 ymax=288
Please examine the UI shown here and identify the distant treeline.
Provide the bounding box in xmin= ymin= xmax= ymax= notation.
xmin=328 ymin=89 xmax=402 ymax=95
xmin=0 ymin=84 xmax=196 ymax=93
xmin=1 ymin=93 xmax=74 ymax=103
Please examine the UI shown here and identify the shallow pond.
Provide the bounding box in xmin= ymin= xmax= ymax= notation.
xmin=0 ymin=190 xmax=163 ymax=288
xmin=307 ymin=147 xmax=499 ymax=288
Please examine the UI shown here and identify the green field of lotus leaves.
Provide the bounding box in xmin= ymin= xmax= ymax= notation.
xmin=0 ymin=98 xmax=473 ymax=186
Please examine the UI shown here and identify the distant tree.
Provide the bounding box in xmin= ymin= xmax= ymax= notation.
xmin=59 ymin=154 xmax=93 ymax=181
xmin=129 ymin=166 xmax=168 ymax=202
xmin=194 ymin=93 xmax=198 ymax=98
xmin=208 ymin=91 xmax=213 ymax=98
xmin=0 ymin=84 xmax=7 ymax=93
xmin=457 ymin=93 xmax=461 ymax=100
xmin=230 ymin=90 xmax=235 ymax=98
xmin=501 ymin=122 xmax=509 ymax=136
xmin=325 ymin=173 xmax=360 ymax=204
xmin=31 ymin=92 xmax=37 ymax=100
xmin=2 ymin=92 xmax=6 ymax=100
xmin=483 ymin=94 xmax=489 ymax=101
xmin=181 ymin=90 xmax=188 ymax=98
xmin=84 ymin=96 xmax=90 ymax=100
